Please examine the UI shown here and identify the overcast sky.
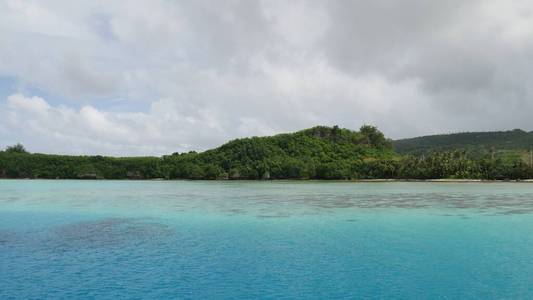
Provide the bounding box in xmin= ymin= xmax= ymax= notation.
xmin=1 ymin=0 xmax=533 ymax=155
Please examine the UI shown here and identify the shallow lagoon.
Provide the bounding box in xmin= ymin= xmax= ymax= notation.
xmin=2 ymin=180 xmax=533 ymax=299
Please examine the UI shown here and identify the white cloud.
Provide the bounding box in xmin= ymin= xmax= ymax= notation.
xmin=1 ymin=1 xmax=533 ymax=155
xmin=7 ymin=94 xmax=50 ymax=113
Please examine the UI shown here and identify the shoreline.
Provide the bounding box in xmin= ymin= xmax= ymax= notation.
xmin=2 ymin=178 xmax=533 ymax=183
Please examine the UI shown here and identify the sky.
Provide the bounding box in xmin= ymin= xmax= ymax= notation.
xmin=1 ymin=0 xmax=533 ymax=155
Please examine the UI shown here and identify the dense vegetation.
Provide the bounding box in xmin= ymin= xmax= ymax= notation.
xmin=2 ymin=126 xmax=533 ymax=180
xmin=391 ymin=129 xmax=533 ymax=179
xmin=0 ymin=126 xmax=397 ymax=180
xmin=394 ymin=129 xmax=533 ymax=154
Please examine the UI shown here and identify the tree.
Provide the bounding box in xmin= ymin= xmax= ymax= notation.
xmin=359 ymin=125 xmax=391 ymax=149
xmin=5 ymin=143 xmax=28 ymax=154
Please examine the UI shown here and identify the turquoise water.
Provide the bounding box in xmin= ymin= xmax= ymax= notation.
xmin=2 ymin=180 xmax=533 ymax=299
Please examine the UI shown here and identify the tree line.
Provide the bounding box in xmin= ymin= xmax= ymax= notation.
xmin=2 ymin=126 xmax=532 ymax=180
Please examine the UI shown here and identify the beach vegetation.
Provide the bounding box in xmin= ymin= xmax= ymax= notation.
xmin=1 ymin=126 xmax=533 ymax=180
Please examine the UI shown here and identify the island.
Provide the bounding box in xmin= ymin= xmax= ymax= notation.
xmin=1 ymin=125 xmax=533 ymax=180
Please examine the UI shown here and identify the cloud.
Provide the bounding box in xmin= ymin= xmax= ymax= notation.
xmin=1 ymin=93 xmax=224 ymax=155
xmin=320 ymin=0 xmax=533 ymax=114
xmin=1 ymin=1 xmax=533 ymax=155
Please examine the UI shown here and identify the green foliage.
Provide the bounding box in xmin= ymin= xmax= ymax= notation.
xmin=360 ymin=125 xmax=392 ymax=150
xmin=2 ymin=126 xmax=533 ymax=180
xmin=0 ymin=126 xmax=399 ymax=180
xmin=391 ymin=129 xmax=533 ymax=180
xmin=395 ymin=150 xmax=533 ymax=180
xmin=0 ymin=152 xmax=163 ymax=179
xmin=5 ymin=143 xmax=28 ymax=154
xmin=393 ymin=129 xmax=533 ymax=154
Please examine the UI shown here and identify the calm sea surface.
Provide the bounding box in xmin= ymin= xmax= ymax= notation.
xmin=1 ymin=180 xmax=533 ymax=299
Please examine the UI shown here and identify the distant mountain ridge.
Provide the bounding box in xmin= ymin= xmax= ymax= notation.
xmin=393 ymin=129 xmax=533 ymax=154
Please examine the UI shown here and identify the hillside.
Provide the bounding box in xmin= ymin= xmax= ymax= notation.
xmin=3 ymin=125 xmax=533 ymax=180
xmin=160 ymin=125 xmax=397 ymax=179
xmin=0 ymin=125 xmax=398 ymax=180
xmin=393 ymin=129 xmax=533 ymax=154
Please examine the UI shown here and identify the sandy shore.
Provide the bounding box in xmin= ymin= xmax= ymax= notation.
xmin=352 ymin=179 xmax=533 ymax=183
xmin=2 ymin=178 xmax=533 ymax=183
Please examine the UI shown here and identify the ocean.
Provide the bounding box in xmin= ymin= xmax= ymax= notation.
xmin=1 ymin=180 xmax=533 ymax=299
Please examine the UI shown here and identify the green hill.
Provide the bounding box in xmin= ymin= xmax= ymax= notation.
xmin=161 ymin=125 xmax=397 ymax=179
xmin=0 ymin=125 xmax=398 ymax=180
xmin=3 ymin=126 xmax=533 ymax=180
xmin=393 ymin=129 xmax=533 ymax=155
